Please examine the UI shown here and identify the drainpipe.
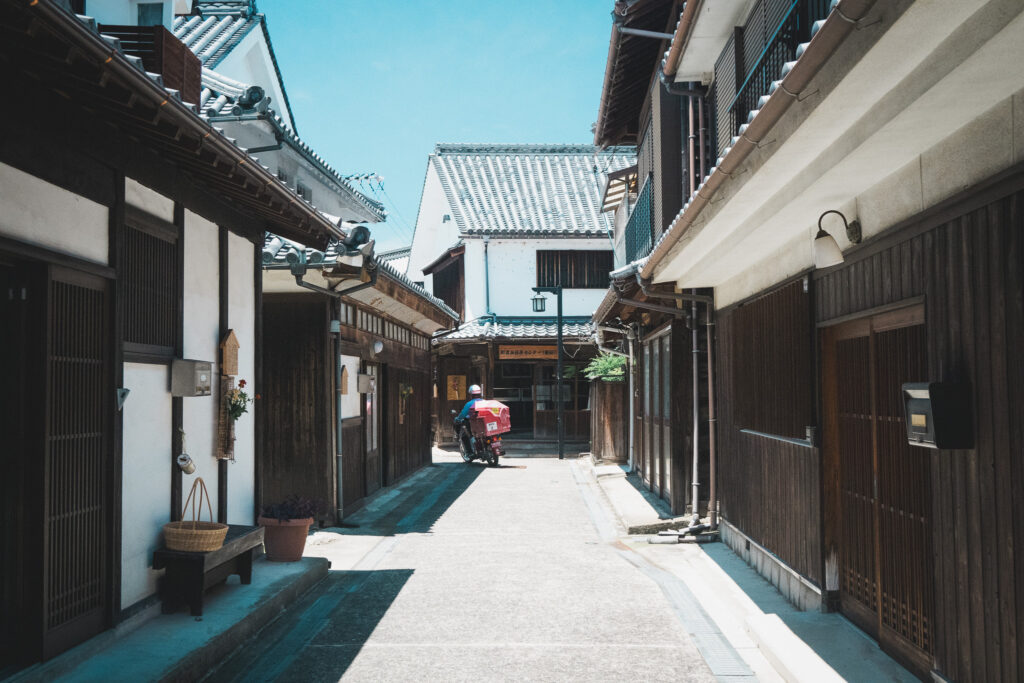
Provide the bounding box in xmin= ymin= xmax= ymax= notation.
xmin=334 ymin=301 xmax=344 ymax=522
xmin=687 ymin=96 xmax=697 ymax=197
xmin=482 ymin=236 xmax=493 ymax=316
xmin=706 ymin=300 xmax=718 ymax=529
xmin=691 ymin=294 xmax=701 ymax=524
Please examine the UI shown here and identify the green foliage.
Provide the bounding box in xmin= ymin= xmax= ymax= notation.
xmin=584 ymin=353 xmax=627 ymax=382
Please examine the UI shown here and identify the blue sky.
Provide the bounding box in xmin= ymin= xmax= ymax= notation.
xmin=260 ymin=0 xmax=614 ymax=252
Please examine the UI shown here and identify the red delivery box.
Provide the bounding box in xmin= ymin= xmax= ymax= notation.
xmin=468 ymin=400 xmax=511 ymax=437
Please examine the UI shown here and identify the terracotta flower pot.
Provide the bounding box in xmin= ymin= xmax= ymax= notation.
xmin=257 ymin=516 xmax=313 ymax=562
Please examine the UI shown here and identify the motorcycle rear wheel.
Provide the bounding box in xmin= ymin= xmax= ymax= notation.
xmin=458 ymin=433 xmax=473 ymax=463
xmin=486 ymin=450 xmax=499 ymax=467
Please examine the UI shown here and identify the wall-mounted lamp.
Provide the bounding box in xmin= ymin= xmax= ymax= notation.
xmin=814 ymin=210 xmax=860 ymax=269
xmin=372 ymin=340 xmax=384 ymax=355
xmin=531 ymin=291 xmax=547 ymax=313
xmin=330 ymin=319 xmax=341 ymax=334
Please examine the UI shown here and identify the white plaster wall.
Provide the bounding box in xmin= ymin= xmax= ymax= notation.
xmin=0 ymin=162 xmax=108 ymax=264
xmin=181 ymin=211 xmax=221 ymax=511
xmin=227 ymin=233 xmax=255 ymax=523
xmin=121 ymin=362 xmax=172 ymax=608
xmin=714 ymin=84 xmax=1024 ymax=308
xmin=339 ymin=354 xmax=361 ymax=419
xmin=463 ymin=238 xmax=612 ymax=319
xmin=125 ymin=177 xmax=174 ymax=221
xmin=215 ymin=29 xmax=293 ymax=130
xmin=83 ymin=1 xmax=174 ymax=30
xmin=407 ymin=162 xmax=460 ymax=289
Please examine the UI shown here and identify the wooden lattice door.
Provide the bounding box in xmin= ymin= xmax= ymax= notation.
xmin=824 ymin=305 xmax=934 ymax=674
xmin=42 ymin=267 xmax=112 ymax=659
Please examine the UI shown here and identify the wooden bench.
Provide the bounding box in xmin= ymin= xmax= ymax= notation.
xmin=153 ymin=524 xmax=264 ymax=616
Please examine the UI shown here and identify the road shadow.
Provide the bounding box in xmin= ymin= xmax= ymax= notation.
xmin=335 ymin=461 xmax=485 ymax=536
xmin=205 ymin=568 xmax=413 ymax=682
xmin=696 ymin=542 xmax=916 ymax=682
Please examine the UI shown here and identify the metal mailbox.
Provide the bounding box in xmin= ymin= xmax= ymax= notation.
xmin=171 ymin=359 xmax=213 ymax=397
xmin=902 ymin=382 xmax=972 ymax=449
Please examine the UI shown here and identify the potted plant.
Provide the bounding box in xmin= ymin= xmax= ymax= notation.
xmin=258 ymin=495 xmax=320 ymax=562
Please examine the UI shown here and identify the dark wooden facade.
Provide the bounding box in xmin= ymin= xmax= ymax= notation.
xmin=260 ymin=298 xmax=334 ymax=521
xmin=589 ymin=380 xmax=629 ymax=463
xmin=261 ymin=293 xmax=436 ymax=523
xmin=716 ymin=167 xmax=1024 ymax=680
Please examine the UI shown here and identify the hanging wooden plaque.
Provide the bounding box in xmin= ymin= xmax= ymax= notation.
xmin=220 ymin=329 xmax=239 ymax=377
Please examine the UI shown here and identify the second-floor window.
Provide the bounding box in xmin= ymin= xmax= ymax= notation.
xmin=536 ymin=250 xmax=613 ymax=289
xmin=137 ymin=3 xmax=164 ymax=26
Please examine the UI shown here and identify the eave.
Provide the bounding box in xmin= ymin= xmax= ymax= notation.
xmin=3 ymin=0 xmax=341 ymax=248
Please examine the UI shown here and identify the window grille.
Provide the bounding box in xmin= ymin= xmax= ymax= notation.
xmin=536 ymin=250 xmax=614 ymax=289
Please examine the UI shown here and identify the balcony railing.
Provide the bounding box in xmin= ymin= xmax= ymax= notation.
xmin=99 ymin=25 xmax=201 ymax=104
xmin=625 ymin=175 xmax=652 ymax=263
xmin=707 ymin=0 xmax=833 ymax=163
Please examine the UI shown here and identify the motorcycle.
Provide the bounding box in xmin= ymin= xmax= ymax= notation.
xmin=451 ymin=399 xmax=510 ymax=467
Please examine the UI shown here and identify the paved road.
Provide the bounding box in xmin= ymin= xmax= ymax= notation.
xmin=207 ymin=453 xmax=723 ymax=682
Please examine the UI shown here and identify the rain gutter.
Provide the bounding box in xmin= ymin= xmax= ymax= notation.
xmin=660 ymin=0 xmax=703 ymax=80
xmin=640 ymin=0 xmax=879 ymax=282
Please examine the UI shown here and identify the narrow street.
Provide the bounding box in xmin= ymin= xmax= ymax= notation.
xmin=206 ymin=453 xmax=743 ymax=682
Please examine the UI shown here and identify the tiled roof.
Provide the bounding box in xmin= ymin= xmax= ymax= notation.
xmin=438 ymin=317 xmax=595 ymax=342
xmin=198 ymin=68 xmax=386 ymax=222
xmin=430 ymin=144 xmax=635 ymax=236
xmin=173 ymin=0 xmax=296 ymax=132
xmin=377 ymin=246 xmax=411 ymax=275
xmin=378 ymin=246 xmax=411 ymax=263
xmin=261 ymin=234 xmax=458 ymax=320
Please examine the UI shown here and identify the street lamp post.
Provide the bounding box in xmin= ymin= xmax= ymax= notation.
xmin=531 ymin=286 xmax=564 ymax=460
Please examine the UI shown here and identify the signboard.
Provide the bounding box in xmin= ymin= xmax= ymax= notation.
xmin=499 ymin=345 xmax=557 ymax=360
xmin=446 ymin=375 xmax=466 ymax=401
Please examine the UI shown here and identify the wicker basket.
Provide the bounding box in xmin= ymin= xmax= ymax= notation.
xmin=163 ymin=477 xmax=228 ymax=552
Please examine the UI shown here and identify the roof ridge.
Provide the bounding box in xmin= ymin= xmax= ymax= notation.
xmin=433 ymin=143 xmax=633 ymax=155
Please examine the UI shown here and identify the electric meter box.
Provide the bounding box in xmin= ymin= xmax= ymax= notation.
xmin=171 ymin=359 xmax=213 ymax=397
xmin=357 ymin=373 xmax=376 ymax=394
xmin=902 ymin=382 xmax=972 ymax=450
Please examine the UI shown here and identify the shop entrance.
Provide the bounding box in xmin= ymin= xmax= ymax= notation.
xmin=494 ymin=362 xmax=534 ymax=438
xmin=822 ymin=305 xmax=934 ymax=675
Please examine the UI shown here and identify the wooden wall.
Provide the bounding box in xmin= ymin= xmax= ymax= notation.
xmin=590 ymin=381 xmax=629 ymax=463
xmin=383 ymin=367 xmax=432 ymax=486
xmin=716 ymin=308 xmax=822 ymax=585
xmin=340 ymin=417 xmax=363 ymax=515
xmin=260 ymin=297 xmax=333 ymax=523
xmin=718 ymin=171 xmax=1024 ymax=681
xmin=814 ymin=182 xmax=1024 ymax=682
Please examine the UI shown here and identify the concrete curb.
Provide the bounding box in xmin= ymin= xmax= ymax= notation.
xmin=745 ymin=614 xmax=844 ymax=683
xmin=165 ymin=557 xmax=329 ymax=682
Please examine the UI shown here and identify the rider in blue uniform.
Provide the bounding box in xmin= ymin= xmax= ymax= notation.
xmin=455 ymin=384 xmax=484 ymax=452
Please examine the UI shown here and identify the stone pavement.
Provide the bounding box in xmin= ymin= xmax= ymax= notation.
xmin=205 ymin=452 xmax=730 ymax=682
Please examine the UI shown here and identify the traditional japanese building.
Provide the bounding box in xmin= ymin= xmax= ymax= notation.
xmin=406 ymin=144 xmax=635 ymax=444
xmin=593 ymin=0 xmax=1024 ymax=679
xmin=0 ymin=0 xmax=347 ymax=667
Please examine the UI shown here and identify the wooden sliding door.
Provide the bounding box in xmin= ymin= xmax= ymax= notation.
xmin=823 ymin=305 xmax=933 ymax=673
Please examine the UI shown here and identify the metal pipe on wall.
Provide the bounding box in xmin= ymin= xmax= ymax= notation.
xmin=706 ymin=301 xmax=718 ymax=529
xmin=627 ymin=325 xmax=636 ymax=471
xmin=698 ymin=95 xmax=707 ymax=183
xmin=691 ymin=294 xmax=700 ymax=524
xmin=687 ymin=96 xmax=697 ymax=198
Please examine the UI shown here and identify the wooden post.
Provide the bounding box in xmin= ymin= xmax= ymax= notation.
xmin=218 ymin=228 xmax=229 ymax=523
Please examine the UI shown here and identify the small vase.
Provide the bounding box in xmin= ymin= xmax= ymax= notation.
xmin=257 ymin=516 xmax=313 ymax=562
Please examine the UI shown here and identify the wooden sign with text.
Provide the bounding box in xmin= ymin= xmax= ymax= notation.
xmin=446 ymin=375 xmax=466 ymax=401
xmin=499 ymin=345 xmax=557 ymax=360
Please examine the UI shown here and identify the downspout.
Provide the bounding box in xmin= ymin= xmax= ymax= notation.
xmin=483 ymin=236 xmax=493 ymax=317
xmin=706 ymin=300 xmax=718 ymax=529
xmin=334 ymin=301 xmax=344 ymax=522
xmin=691 ymin=294 xmax=700 ymax=525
